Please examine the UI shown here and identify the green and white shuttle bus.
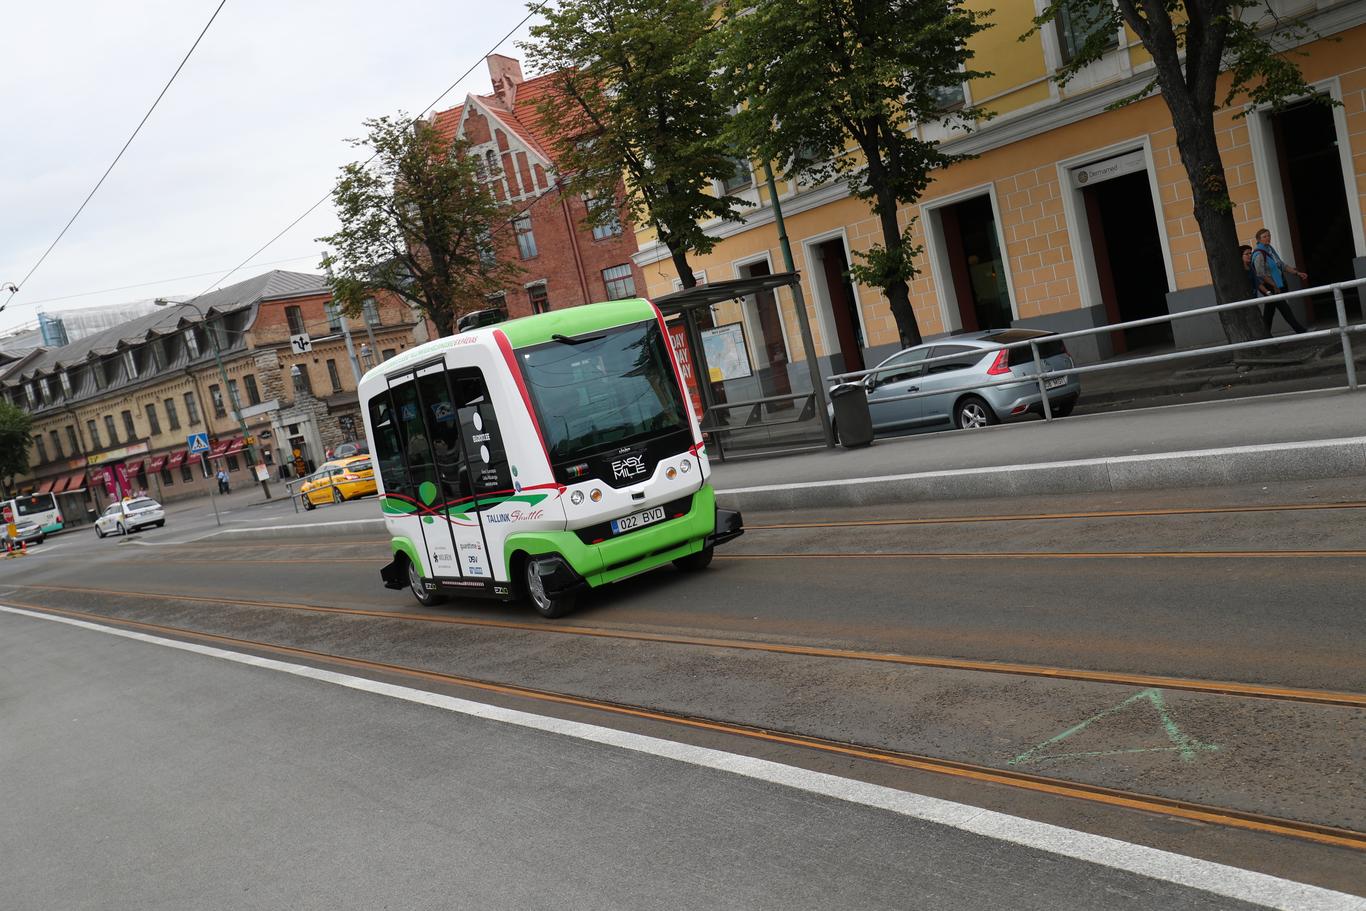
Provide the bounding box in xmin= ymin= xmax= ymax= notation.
xmin=361 ymin=298 xmax=743 ymax=618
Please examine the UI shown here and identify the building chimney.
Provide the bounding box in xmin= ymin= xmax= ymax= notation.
xmin=486 ymin=54 xmax=524 ymax=104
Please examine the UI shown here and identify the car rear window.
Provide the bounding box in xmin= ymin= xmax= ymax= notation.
xmin=127 ymin=498 xmax=158 ymax=510
xmin=995 ymin=335 xmax=1066 ymax=366
xmin=348 ymin=460 xmax=372 ymax=473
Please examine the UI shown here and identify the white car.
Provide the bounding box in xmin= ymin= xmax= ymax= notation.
xmin=94 ymin=497 xmax=166 ymax=538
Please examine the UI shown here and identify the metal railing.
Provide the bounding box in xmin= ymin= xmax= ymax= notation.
xmin=698 ymin=390 xmax=820 ymax=458
xmin=828 ymin=277 xmax=1365 ymax=422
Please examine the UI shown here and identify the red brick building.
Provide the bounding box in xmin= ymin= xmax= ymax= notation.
xmin=430 ymin=55 xmax=645 ymax=320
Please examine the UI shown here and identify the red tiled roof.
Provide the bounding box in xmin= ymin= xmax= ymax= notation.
xmin=430 ymin=69 xmax=570 ymax=168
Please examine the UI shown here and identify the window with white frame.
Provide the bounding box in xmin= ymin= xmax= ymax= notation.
xmin=602 ymin=264 xmax=636 ymax=300
xmin=588 ymin=196 xmax=623 ymax=240
xmin=60 ymin=371 xmax=73 ymax=396
xmin=1057 ymin=0 xmax=1117 ymax=63
xmin=123 ymin=349 xmax=138 ymax=378
xmin=362 ymin=297 xmax=380 ymax=326
xmin=515 ymin=214 xmax=538 ymax=259
xmin=528 ymin=283 xmax=550 ymax=314
xmin=184 ymin=329 xmax=200 ymax=358
xmin=325 ymin=301 xmax=342 ymax=332
xmin=931 ymin=81 xmax=967 ymax=110
xmin=720 ymin=156 xmax=753 ymax=194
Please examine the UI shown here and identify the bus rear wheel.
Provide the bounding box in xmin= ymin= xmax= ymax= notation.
xmin=673 ymin=546 xmax=714 ymax=572
xmin=524 ymin=556 xmax=577 ymax=619
xmin=407 ymin=557 xmax=444 ymax=606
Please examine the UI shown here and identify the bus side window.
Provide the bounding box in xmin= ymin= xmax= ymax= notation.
xmin=451 ymin=368 xmax=511 ymax=497
xmin=366 ymin=390 xmax=408 ymax=497
xmin=390 ymin=380 xmax=438 ymax=497
xmin=415 ymin=369 xmax=471 ymax=504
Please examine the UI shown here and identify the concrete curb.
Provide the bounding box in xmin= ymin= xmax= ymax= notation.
xmin=201 ymin=518 xmax=388 ymax=542
xmin=712 ymin=436 xmax=1366 ymax=512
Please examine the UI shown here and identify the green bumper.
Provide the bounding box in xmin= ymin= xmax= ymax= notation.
xmin=503 ymin=485 xmax=717 ymax=588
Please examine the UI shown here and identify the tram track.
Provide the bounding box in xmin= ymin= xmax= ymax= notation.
xmin=15 ymin=582 xmax=1364 ymax=708
xmin=5 ymin=597 xmax=1363 ymax=852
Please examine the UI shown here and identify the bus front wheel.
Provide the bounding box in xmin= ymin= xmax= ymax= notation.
xmin=673 ymin=546 xmax=714 ymax=572
xmin=407 ymin=557 xmax=445 ymax=607
xmin=524 ymin=556 xmax=577 ymax=619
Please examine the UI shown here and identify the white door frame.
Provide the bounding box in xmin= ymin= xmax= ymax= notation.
xmin=1246 ymin=76 xmax=1366 ymax=260
xmin=1057 ymin=136 xmax=1176 ymax=314
xmin=799 ymin=227 xmax=868 ymax=362
xmin=919 ymin=182 xmax=1021 ymax=333
xmin=729 ymin=251 xmax=791 ymax=366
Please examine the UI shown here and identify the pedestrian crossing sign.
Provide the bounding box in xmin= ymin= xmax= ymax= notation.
xmin=187 ymin=432 xmax=210 ymax=454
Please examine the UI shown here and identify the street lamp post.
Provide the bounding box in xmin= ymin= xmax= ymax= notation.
xmin=177 ymin=301 xmax=272 ymax=500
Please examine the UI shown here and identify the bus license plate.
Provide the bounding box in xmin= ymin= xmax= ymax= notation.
xmin=611 ymin=506 xmax=666 ymax=535
xmin=1044 ymin=377 xmax=1067 ymax=389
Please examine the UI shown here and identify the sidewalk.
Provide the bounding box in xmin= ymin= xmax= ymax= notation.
xmin=709 ymin=387 xmax=1366 ymax=512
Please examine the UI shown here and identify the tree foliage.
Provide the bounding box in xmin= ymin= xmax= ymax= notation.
xmin=1028 ymin=0 xmax=1326 ymax=342
xmin=319 ymin=114 xmax=524 ymax=337
xmin=720 ymin=0 xmax=991 ymax=347
xmin=521 ymin=0 xmax=750 ymax=288
xmin=0 ymin=399 xmax=33 ymax=497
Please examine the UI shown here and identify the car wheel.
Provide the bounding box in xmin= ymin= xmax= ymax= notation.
xmin=302 ymin=495 xmax=315 ymax=511
xmin=954 ymin=396 xmax=999 ymax=430
xmin=1051 ymin=399 xmax=1076 ymax=418
xmin=524 ymin=556 xmax=576 ymax=619
xmin=673 ymin=545 xmax=714 ymax=572
xmin=155 ymin=520 xmax=165 ymax=528
xmin=95 ymin=525 xmax=105 ymax=539
xmin=407 ymin=557 xmax=444 ymax=606
xmin=332 ymin=487 xmax=344 ymax=504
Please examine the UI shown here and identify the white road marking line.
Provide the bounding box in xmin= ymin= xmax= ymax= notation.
xmin=1 ymin=604 xmax=1359 ymax=911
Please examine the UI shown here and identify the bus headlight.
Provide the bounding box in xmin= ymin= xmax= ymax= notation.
xmin=679 ymin=459 xmax=691 ymax=473
xmin=570 ymin=490 xmax=585 ymax=505
xmin=590 ymin=488 xmax=602 ymax=502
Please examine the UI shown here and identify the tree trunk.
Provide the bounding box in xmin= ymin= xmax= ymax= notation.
xmin=669 ymin=244 xmax=697 ymax=289
xmin=1171 ymin=110 xmax=1267 ymax=343
xmin=873 ymin=185 xmax=921 ymax=348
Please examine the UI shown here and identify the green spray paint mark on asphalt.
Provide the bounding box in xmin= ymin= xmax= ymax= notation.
xmin=1008 ymin=688 xmax=1220 ymax=768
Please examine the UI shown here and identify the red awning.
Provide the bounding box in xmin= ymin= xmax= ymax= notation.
xmin=59 ymin=472 xmax=85 ymax=493
xmin=35 ymin=477 xmax=57 ymax=493
xmin=147 ymin=455 xmax=167 ymax=473
xmin=50 ymin=474 xmax=73 ymax=494
xmin=167 ymin=450 xmax=187 ymax=469
xmin=207 ymin=438 xmax=231 ymax=458
xmin=88 ymin=467 xmax=107 ymax=485
xmin=223 ymin=436 xmax=246 ymax=457
xmin=125 ymin=459 xmax=146 ymax=476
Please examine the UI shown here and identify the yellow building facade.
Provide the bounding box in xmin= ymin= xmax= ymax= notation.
xmin=634 ymin=1 xmax=1366 ymax=383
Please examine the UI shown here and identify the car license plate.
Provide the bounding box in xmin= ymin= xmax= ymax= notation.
xmin=1045 ymin=377 xmax=1067 ymax=389
xmin=611 ymin=506 xmax=667 ymax=535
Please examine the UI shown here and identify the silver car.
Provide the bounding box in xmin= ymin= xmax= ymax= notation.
xmin=832 ymin=329 xmax=1081 ymax=438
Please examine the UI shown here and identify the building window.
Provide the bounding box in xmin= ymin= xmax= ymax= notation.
xmin=66 ymin=425 xmax=79 ymax=454
xmin=49 ymin=430 xmax=63 ymax=459
xmin=145 ymin=403 xmax=162 ymax=435
xmin=327 ymin=359 xmax=343 ymax=393
xmin=104 ymin=415 xmax=117 ymax=445
xmin=25 ymin=384 xmax=36 ymax=407
xmin=39 ymin=377 xmax=52 ymax=403
xmin=721 ymin=156 xmax=753 ymax=194
xmin=602 ymin=264 xmax=637 ymax=300
xmin=209 ymin=384 xmax=226 ymax=418
xmin=165 ymin=398 xmax=181 ymax=430
xmin=122 ymin=410 xmax=136 ymax=440
xmin=60 ymin=372 xmax=73 ymax=396
xmin=528 ymin=284 xmax=550 ymax=314
xmin=180 ymin=463 xmax=194 ymax=483
xmin=286 ymin=305 xmax=306 ymax=336
xmin=184 ymin=392 xmax=200 ymax=425
xmin=325 ymin=301 xmax=342 ymax=332
xmin=226 ymin=454 xmax=240 ymax=472
xmin=34 ymin=436 xmax=47 ymax=464
xmin=382 ymin=348 xmax=396 ymax=361
xmin=244 ymin=374 xmax=260 ymax=405
xmin=1057 ymin=0 xmax=1117 ymax=63
xmin=87 ymin=420 xmax=101 ymax=449
xmin=931 ymin=81 xmax=967 ymax=110
xmin=362 ymin=298 xmax=380 ymax=326
xmin=227 ymin=379 xmax=241 ymax=410
xmin=292 ymin=366 xmax=313 ymax=395
xmin=185 ymin=329 xmax=200 ymax=358
xmin=588 ymin=196 xmax=623 ymax=240
xmin=123 ymin=349 xmax=138 ymax=378
xmin=515 ymin=214 xmax=538 ymax=259
xmin=160 ymin=467 xmax=174 ymax=487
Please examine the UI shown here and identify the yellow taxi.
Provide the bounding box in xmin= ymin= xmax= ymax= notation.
xmin=299 ymin=456 xmax=377 ymax=509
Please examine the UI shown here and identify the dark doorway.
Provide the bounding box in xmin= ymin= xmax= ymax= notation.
xmin=740 ymin=260 xmax=793 ymax=400
xmin=1271 ymin=97 xmax=1358 ymax=316
xmin=940 ymin=195 xmax=1012 ymax=331
xmin=814 ymin=239 xmax=865 ymax=373
xmin=1083 ymin=169 xmax=1172 ymax=351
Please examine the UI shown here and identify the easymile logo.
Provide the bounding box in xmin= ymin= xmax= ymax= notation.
xmin=611 ymin=455 xmax=647 ymax=480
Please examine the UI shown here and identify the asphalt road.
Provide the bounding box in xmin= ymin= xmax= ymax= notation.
xmin=3 ymin=477 xmax=1363 ymax=907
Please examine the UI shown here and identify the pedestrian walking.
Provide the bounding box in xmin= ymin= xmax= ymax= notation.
xmin=216 ymin=468 xmax=230 ymax=494
xmin=1251 ymin=228 xmax=1307 ymax=334
xmin=1241 ymin=245 xmax=1276 ymax=299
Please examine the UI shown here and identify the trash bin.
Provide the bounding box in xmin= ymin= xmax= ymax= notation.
xmin=829 ymin=382 xmax=874 ymax=448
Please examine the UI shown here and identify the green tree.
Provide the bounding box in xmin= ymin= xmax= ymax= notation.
xmin=521 ymin=0 xmax=750 ymax=288
xmin=721 ymin=0 xmax=990 ymax=347
xmin=319 ymin=114 xmax=524 ymax=337
xmin=1028 ymin=1 xmax=1326 ymax=342
xmin=0 ymin=400 xmax=33 ymax=498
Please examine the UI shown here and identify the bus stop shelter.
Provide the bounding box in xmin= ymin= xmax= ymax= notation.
xmin=653 ymin=272 xmax=835 ymax=460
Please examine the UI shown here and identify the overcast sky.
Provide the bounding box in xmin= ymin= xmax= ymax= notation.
xmin=0 ymin=0 xmax=541 ymax=336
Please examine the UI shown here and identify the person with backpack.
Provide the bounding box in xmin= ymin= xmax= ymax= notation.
xmin=1251 ymin=228 xmax=1307 ymax=334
